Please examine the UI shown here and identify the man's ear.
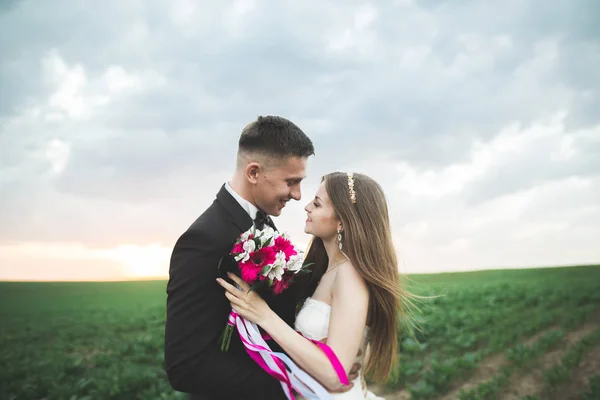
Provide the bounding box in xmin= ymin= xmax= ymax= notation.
xmin=246 ymin=162 xmax=261 ymax=184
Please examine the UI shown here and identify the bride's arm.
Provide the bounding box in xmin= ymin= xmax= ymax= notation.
xmin=261 ymin=263 xmax=369 ymax=391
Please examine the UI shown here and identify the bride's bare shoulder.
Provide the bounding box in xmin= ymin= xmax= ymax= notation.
xmin=334 ymin=260 xmax=368 ymax=294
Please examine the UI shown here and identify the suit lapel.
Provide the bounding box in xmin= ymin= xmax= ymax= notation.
xmin=215 ymin=184 xmax=296 ymax=326
xmin=215 ymin=184 xmax=253 ymax=233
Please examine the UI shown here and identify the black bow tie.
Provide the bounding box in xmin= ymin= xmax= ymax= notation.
xmin=254 ymin=210 xmax=273 ymax=230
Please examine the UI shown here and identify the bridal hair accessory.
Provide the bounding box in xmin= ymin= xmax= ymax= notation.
xmin=347 ymin=173 xmax=356 ymax=203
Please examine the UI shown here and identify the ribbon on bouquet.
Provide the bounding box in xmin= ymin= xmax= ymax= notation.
xmin=228 ymin=311 xmax=349 ymax=400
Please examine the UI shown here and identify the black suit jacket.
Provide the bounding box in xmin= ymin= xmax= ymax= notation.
xmin=164 ymin=185 xmax=298 ymax=400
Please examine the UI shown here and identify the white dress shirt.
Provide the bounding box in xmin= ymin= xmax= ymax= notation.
xmin=224 ymin=181 xmax=259 ymax=221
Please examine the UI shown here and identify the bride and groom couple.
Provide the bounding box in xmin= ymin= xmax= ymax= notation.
xmin=164 ymin=116 xmax=406 ymax=399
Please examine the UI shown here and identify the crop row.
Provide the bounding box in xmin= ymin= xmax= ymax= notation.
xmin=458 ymin=327 xmax=600 ymax=400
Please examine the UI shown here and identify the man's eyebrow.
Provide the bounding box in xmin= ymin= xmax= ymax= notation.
xmin=287 ymin=177 xmax=304 ymax=183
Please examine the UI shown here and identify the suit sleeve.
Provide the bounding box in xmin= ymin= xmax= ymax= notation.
xmin=164 ymin=229 xmax=287 ymax=399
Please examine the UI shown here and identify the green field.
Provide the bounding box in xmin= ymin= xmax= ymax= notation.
xmin=2 ymin=265 xmax=600 ymax=400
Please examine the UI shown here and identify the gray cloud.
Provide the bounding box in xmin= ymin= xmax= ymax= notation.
xmin=0 ymin=0 xmax=599 ymax=273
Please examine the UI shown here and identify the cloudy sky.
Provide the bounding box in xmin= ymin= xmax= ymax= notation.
xmin=1 ymin=0 xmax=599 ymax=280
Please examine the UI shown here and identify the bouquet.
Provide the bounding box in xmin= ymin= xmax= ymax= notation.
xmin=218 ymin=226 xmax=309 ymax=351
xmin=216 ymin=226 xmax=348 ymax=400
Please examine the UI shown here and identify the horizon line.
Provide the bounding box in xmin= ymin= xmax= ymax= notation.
xmin=1 ymin=263 xmax=598 ymax=283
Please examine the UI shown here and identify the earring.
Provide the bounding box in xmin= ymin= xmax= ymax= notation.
xmin=337 ymin=229 xmax=343 ymax=251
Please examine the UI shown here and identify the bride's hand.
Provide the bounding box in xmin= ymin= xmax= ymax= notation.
xmin=217 ymin=272 xmax=274 ymax=326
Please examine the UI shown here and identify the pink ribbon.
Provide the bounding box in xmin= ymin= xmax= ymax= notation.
xmin=303 ymin=336 xmax=349 ymax=386
xmin=231 ymin=312 xmax=300 ymax=398
xmin=227 ymin=310 xmax=238 ymax=326
xmin=226 ymin=310 xmax=350 ymax=399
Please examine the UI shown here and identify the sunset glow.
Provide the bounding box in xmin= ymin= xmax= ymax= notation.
xmin=0 ymin=242 xmax=171 ymax=281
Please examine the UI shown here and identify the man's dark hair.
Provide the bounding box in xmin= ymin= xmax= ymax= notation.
xmin=238 ymin=115 xmax=315 ymax=159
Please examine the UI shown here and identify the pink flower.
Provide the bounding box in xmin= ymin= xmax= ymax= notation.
xmin=237 ymin=246 xmax=276 ymax=284
xmin=232 ymin=242 xmax=244 ymax=255
xmin=273 ymin=237 xmax=297 ymax=260
xmin=251 ymin=246 xmax=276 ymax=268
xmin=240 ymin=262 xmax=261 ymax=283
xmin=273 ymin=276 xmax=291 ymax=295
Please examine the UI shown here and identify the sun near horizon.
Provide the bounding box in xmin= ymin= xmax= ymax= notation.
xmin=1 ymin=240 xmax=598 ymax=282
xmin=0 ymin=242 xmax=172 ymax=282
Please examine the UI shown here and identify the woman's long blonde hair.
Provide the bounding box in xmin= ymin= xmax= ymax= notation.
xmin=303 ymin=172 xmax=407 ymax=383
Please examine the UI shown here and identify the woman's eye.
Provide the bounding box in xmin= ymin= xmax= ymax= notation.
xmin=313 ymin=202 xmax=319 ymax=207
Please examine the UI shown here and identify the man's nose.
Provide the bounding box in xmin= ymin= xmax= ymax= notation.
xmin=290 ymin=184 xmax=301 ymax=201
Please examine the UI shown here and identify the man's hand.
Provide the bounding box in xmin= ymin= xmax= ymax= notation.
xmin=318 ymin=338 xmax=362 ymax=393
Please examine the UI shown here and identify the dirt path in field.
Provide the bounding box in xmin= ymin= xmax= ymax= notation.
xmin=369 ymin=323 xmax=600 ymax=400
xmin=496 ymin=323 xmax=599 ymax=400
xmin=545 ymin=341 xmax=600 ymax=400
xmin=435 ymin=326 xmax=561 ymax=400
xmin=368 ymin=326 xmax=562 ymax=400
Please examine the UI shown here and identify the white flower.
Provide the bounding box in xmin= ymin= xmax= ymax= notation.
xmin=235 ymin=251 xmax=251 ymax=263
xmin=275 ymin=250 xmax=287 ymax=265
xmin=243 ymin=239 xmax=256 ymax=253
xmin=261 ymin=264 xmax=272 ymax=277
xmin=232 ymin=240 xmax=255 ymax=263
xmin=268 ymin=263 xmax=285 ymax=281
xmin=266 ymin=251 xmax=287 ymax=281
xmin=257 ymin=227 xmax=275 ymax=244
xmin=240 ymin=230 xmax=253 ymax=241
xmin=286 ymin=254 xmax=304 ymax=273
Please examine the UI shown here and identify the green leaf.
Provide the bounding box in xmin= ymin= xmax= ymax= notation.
xmin=295 ymin=269 xmax=311 ymax=275
xmin=249 ymin=282 xmax=263 ymax=292
xmin=260 ymin=265 xmax=271 ymax=275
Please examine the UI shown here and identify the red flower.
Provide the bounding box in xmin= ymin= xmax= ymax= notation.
xmin=237 ymin=246 xmax=276 ymax=284
xmin=273 ymin=237 xmax=297 ymax=260
xmin=232 ymin=242 xmax=244 ymax=255
xmin=251 ymin=246 xmax=276 ymax=268
xmin=273 ymin=277 xmax=291 ymax=295
xmin=240 ymin=261 xmax=261 ymax=283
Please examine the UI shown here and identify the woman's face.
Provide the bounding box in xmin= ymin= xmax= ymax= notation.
xmin=304 ymin=180 xmax=340 ymax=239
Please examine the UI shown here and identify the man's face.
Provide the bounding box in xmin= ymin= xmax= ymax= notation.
xmin=251 ymin=156 xmax=307 ymax=216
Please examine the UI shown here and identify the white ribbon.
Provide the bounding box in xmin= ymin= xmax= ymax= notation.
xmin=235 ymin=315 xmax=332 ymax=400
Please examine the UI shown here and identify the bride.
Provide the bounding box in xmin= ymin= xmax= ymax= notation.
xmin=217 ymin=172 xmax=407 ymax=399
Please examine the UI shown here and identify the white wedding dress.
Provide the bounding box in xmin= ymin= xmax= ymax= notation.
xmin=294 ymin=298 xmax=385 ymax=400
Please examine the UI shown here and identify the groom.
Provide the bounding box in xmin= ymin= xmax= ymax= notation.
xmin=165 ymin=116 xmax=358 ymax=400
